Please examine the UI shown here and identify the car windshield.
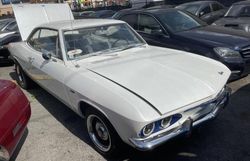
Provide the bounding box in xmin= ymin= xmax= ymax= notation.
xmin=64 ymin=23 xmax=145 ymax=60
xmin=176 ymin=4 xmax=200 ymax=15
xmin=157 ymin=10 xmax=204 ymax=33
xmin=225 ymin=5 xmax=250 ymax=17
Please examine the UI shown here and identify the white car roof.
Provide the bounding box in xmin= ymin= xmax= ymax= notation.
xmin=38 ymin=19 xmax=126 ymax=31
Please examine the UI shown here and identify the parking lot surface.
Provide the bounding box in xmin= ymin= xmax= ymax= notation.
xmin=1 ymin=64 xmax=250 ymax=161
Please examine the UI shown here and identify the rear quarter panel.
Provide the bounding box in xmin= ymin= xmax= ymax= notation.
xmin=0 ymin=80 xmax=31 ymax=155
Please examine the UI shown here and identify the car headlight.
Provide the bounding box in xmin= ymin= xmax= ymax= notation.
xmin=214 ymin=47 xmax=241 ymax=58
xmin=140 ymin=114 xmax=182 ymax=137
xmin=142 ymin=123 xmax=155 ymax=137
xmin=160 ymin=116 xmax=172 ymax=128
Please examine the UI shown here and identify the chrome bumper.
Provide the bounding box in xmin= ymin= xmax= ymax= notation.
xmin=129 ymin=87 xmax=231 ymax=151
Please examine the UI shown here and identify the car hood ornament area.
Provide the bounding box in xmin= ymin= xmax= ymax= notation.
xmin=218 ymin=71 xmax=224 ymax=75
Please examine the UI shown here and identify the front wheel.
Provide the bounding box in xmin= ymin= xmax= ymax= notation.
xmin=85 ymin=109 xmax=123 ymax=157
xmin=15 ymin=63 xmax=32 ymax=89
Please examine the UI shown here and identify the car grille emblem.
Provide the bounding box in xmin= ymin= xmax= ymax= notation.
xmin=218 ymin=71 xmax=224 ymax=75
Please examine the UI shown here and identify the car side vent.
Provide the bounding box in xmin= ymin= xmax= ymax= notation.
xmin=240 ymin=46 xmax=250 ymax=58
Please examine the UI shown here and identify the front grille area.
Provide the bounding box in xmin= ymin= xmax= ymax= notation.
xmin=240 ymin=46 xmax=250 ymax=58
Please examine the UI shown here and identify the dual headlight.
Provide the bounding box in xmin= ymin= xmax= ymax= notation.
xmin=214 ymin=47 xmax=241 ymax=58
xmin=140 ymin=114 xmax=182 ymax=137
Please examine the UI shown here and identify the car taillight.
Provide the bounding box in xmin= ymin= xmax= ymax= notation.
xmin=0 ymin=145 xmax=10 ymax=161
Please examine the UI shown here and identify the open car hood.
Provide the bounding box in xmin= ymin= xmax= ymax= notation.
xmin=12 ymin=3 xmax=74 ymax=41
xmin=85 ymin=46 xmax=231 ymax=115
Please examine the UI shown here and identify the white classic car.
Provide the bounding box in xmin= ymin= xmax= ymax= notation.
xmin=9 ymin=4 xmax=231 ymax=156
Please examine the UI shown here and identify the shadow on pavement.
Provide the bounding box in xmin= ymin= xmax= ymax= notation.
xmin=9 ymin=71 xmax=250 ymax=161
xmin=0 ymin=62 xmax=13 ymax=67
xmin=9 ymin=71 xmax=92 ymax=144
xmin=27 ymin=87 xmax=92 ymax=145
xmin=10 ymin=128 xmax=29 ymax=161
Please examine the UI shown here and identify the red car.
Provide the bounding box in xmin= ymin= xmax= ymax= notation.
xmin=0 ymin=80 xmax=31 ymax=161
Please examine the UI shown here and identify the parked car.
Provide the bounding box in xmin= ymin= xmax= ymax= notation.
xmin=89 ymin=10 xmax=116 ymax=18
xmin=73 ymin=11 xmax=95 ymax=19
xmin=10 ymin=4 xmax=231 ymax=156
xmin=0 ymin=18 xmax=15 ymax=31
xmin=114 ymin=8 xmax=250 ymax=81
xmin=74 ymin=10 xmax=116 ymax=19
xmin=141 ymin=1 xmax=170 ymax=8
xmin=0 ymin=19 xmax=21 ymax=63
xmin=176 ymin=1 xmax=226 ymax=24
xmin=214 ymin=1 xmax=250 ymax=32
xmin=146 ymin=5 xmax=175 ymax=10
xmin=0 ymin=79 xmax=31 ymax=161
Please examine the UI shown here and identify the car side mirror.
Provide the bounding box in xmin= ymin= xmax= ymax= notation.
xmin=152 ymin=29 xmax=164 ymax=37
xmin=199 ymin=11 xmax=205 ymax=17
xmin=42 ymin=49 xmax=52 ymax=60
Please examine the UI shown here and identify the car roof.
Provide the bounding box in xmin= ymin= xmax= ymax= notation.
xmin=38 ymin=19 xmax=125 ymax=30
xmin=234 ymin=0 xmax=250 ymax=5
xmin=147 ymin=5 xmax=174 ymax=10
xmin=116 ymin=8 xmax=179 ymax=16
xmin=178 ymin=1 xmax=216 ymax=6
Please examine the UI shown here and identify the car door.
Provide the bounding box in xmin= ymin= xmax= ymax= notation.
xmin=137 ymin=14 xmax=176 ymax=48
xmin=199 ymin=5 xmax=213 ymax=23
xmin=26 ymin=28 xmax=70 ymax=106
xmin=119 ymin=13 xmax=139 ymax=30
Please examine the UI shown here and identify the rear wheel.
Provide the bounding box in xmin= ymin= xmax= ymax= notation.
xmin=15 ymin=63 xmax=33 ymax=89
xmin=85 ymin=108 xmax=123 ymax=157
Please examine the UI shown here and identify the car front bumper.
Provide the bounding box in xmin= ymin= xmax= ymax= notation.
xmin=129 ymin=87 xmax=231 ymax=151
xmin=224 ymin=57 xmax=250 ymax=81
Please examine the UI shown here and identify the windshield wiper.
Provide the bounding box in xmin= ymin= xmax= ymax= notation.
xmin=75 ymin=43 xmax=145 ymax=60
xmin=92 ymin=43 xmax=145 ymax=55
xmin=120 ymin=43 xmax=145 ymax=51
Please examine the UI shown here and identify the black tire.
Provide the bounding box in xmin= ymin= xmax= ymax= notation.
xmin=85 ymin=108 xmax=124 ymax=158
xmin=15 ymin=63 xmax=33 ymax=89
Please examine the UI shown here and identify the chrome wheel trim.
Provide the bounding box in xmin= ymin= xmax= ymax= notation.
xmin=87 ymin=114 xmax=112 ymax=152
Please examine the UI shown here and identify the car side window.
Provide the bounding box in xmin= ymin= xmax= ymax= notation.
xmin=212 ymin=3 xmax=223 ymax=11
xmin=199 ymin=6 xmax=211 ymax=17
xmin=28 ymin=29 xmax=41 ymax=50
xmin=119 ymin=14 xmax=138 ymax=30
xmin=239 ymin=6 xmax=250 ymax=17
xmin=28 ymin=29 xmax=62 ymax=60
xmin=138 ymin=14 xmax=163 ymax=35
